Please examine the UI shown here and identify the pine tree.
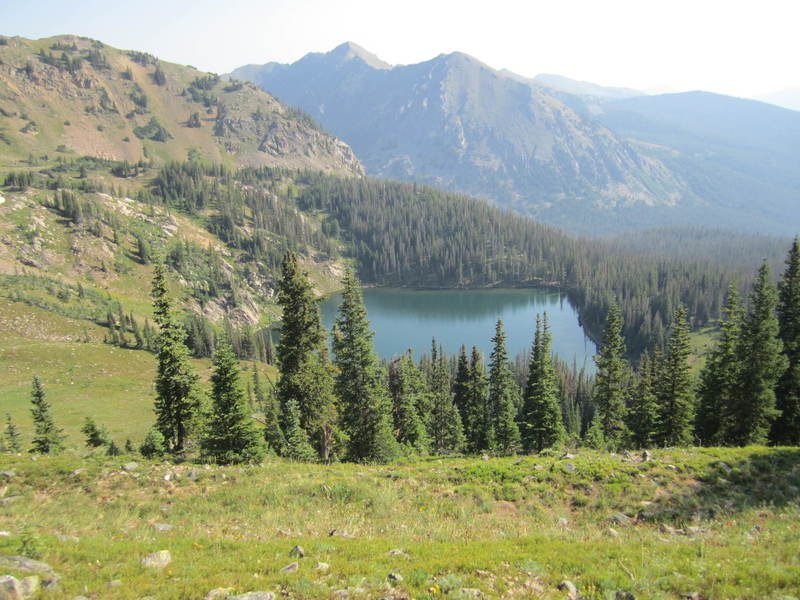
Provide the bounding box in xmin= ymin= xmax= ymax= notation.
xmin=333 ymin=268 xmax=398 ymax=463
xmin=487 ymin=320 xmax=521 ymax=455
xmin=202 ymin=340 xmax=267 ymax=464
xmin=283 ymin=399 xmax=317 ymax=462
xmin=388 ymin=352 xmax=430 ymax=454
xmin=253 ymin=364 xmax=285 ymax=454
xmin=773 ymin=239 xmax=800 ymax=445
xmin=462 ymin=346 xmax=490 ymax=453
xmin=657 ymin=306 xmax=695 ymax=446
xmin=452 ymin=346 xmax=471 ymax=425
xmin=29 ymin=376 xmax=65 ymax=454
xmin=3 ymin=413 xmax=21 ymax=453
xmin=627 ymin=352 xmax=660 ymax=448
xmin=428 ymin=341 xmax=465 ymax=454
xmin=696 ymin=285 xmax=743 ymax=445
xmin=106 ymin=440 xmax=121 ymax=456
xmin=730 ymin=263 xmax=787 ymax=445
xmin=593 ymin=304 xmax=630 ymax=450
xmin=521 ymin=314 xmax=565 ymax=452
xmin=151 ymin=264 xmax=199 ymax=454
xmin=139 ymin=427 xmax=165 ymax=458
xmin=81 ymin=416 xmax=108 ymax=448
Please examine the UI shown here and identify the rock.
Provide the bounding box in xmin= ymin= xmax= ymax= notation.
xmin=666 ymin=464 xmax=678 ymax=471
xmin=227 ymin=593 xmax=276 ymax=600
xmin=71 ymin=469 xmax=86 ymax=477
xmin=659 ymin=524 xmax=678 ymax=535
xmin=558 ymin=580 xmax=578 ymax=597
xmin=56 ymin=534 xmax=80 ymax=543
xmin=316 ymin=562 xmax=330 ymax=571
xmin=280 ymin=561 xmax=298 ymax=573
xmin=388 ymin=572 xmax=403 ymax=583
xmin=682 ymin=593 xmax=700 ymax=600
xmin=533 ymin=464 xmax=544 ymax=471
xmin=460 ymin=589 xmax=483 ymax=598
xmin=109 ymin=580 xmax=122 ymax=587
xmin=481 ymin=454 xmax=490 ymax=461
xmin=609 ymin=512 xmax=633 ymax=526
xmin=19 ymin=576 xmax=38 ymax=597
xmin=388 ymin=549 xmax=407 ymax=556
xmin=642 ymin=450 xmax=653 ymax=462
xmin=141 ymin=550 xmax=171 ymax=569
xmin=0 ymin=576 xmax=23 ymax=600
xmin=123 ymin=462 xmax=138 ymax=472
xmin=152 ymin=523 xmax=173 ymax=532
xmin=0 ymin=497 xmax=22 ymax=506
xmin=187 ymin=470 xmax=201 ymax=482
xmin=557 ymin=517 xmax=569 ymax=528
xmin=563 ymin=462 xmax=577 ymax=473
xmin=0 ymin=472 xmax=14 ymax=479
xmin=0 ymin=556 xmax=59 ymax=586
xmin=203 ymin=588 xmax=233 ymax=600
xmin=616 ymin=592 xmax=636 ymax=600
xmin=716 ymin=461 xmax=733 ymax=474
xmin=511 ymin=458 xmax=524 ymax=465
xmin=277 ymin=528 xmax=293 ymax=537
xmin=289 ymin=545 xmax=304 ymax=558
xmin=560 ymin=453 xmax=576 ymax=460
xmin=607 ymin=527 xmax=620 ymax=538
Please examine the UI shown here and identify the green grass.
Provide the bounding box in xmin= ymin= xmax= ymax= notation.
xmin=0 ymin=449 xmax=798 ymax=599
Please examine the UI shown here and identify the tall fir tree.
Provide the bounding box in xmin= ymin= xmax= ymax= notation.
xmin=627 ymin=351 xmax=660 ymax=448
xmin=202 ymin=340 xmax=267 ymax=464
xmin=656 ymin=306 xmax=696 ymax=447
xmin=388 ymin=351 xmax=430 ymax=454
xmin=773 ymin=239 xmax=800 ymax=445
xmin=593 ymin=304 xmax=630 ymax=450
xmin=696 ymin=285 xmax=743 ymax=445
xmin=452 ymin=346 xmax=471 ymax=426
xmin=151 ymin=263 xmax=199 ymax=453
xmin=80 ymin=416 xmax=108 ymax=448
xmin=3 ymin=413 xmax=21 ymax=453
xmin=731 ymin=263 xmax=787 ymax=445
xmin=487 ymin=320 xmax=521 ymax=455
xmin=428 ymin=341 xmax=465 ymax=454
xmin=283 ymin=399 xmax=318 ymax=462
xmin=520 ymin=314 xmax=565 ymax=452
xmin=332 ymin=269 xmax=398 ymax=463
xmin=252 ymin=364 xmax=285 ymax=454
xmin=462 ymin=346 xmax=490 ymax=453
xmin=29 ymin=376 xmax=65 ymax=454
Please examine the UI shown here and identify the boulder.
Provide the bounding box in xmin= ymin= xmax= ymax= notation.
xmin=609 ymin=512 xmax=633 ymax=526
xmin=387 ymin=572 xmax=403 ymax=583
xmin=141 ymin=550 xmax=171 ymax=569
xmin=227 ymin=593 xmax=276 ymax=600
xmin=279 ymin=562 xmax=298 ymax=574
xmin=288 ymin=545 xmax=304 ymax=558
xmin=315 ymin=562 xmax=330 ymax=572
xmin=563 ymin=462 xmax=577 ymax=473
xmin=20 ymin=576 xmax=39 ymax=597
xmin=0 ymin=576 xmax=23 ymax=600
xmin=123 ymin=462 xmax=138 ymax=472
xmin=152 ymin=523 xmax=173 ymax=533
xmin=204 ymin=587 xmax=233 ymax=600
xmin=0 ymin=557 xmax=59 ymax=587
xmin=558 ymin=580 xmax=578 ymax=598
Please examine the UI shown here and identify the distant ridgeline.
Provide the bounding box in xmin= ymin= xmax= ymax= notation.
xmin=136 ymin=161 xmax=736 ymax=354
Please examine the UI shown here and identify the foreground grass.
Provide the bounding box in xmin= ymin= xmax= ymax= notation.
xmin=0 ymin=448 xmax=798 ymax=599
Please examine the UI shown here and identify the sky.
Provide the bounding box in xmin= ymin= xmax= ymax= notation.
xmin=1 ymin=0 xmax=798 ymax=98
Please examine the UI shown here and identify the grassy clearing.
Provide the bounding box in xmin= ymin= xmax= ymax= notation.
xmin=0 ymin=448 xmax=798 ymax=599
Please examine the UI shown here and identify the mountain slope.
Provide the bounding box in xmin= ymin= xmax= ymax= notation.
xmin=231 ymin=44 xmax=800 ymax=235
xmin=0 ymin=35 xmax=362 ymax=175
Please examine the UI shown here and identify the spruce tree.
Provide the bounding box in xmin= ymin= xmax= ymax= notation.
xmin=627 ymin=352 xmax=660 ymax=448
xmin=332 ymin=269 xmax=398 ymax=463
xmin=81 ymin=416 xmax=108 ymax=448
xmin=593 ymin=304 xmax=630 ymax=450
xmin=253 ymin=364 xmax=285 ymax=454
xmin=696 ymin=285 xmax=743 ymax=445
xmin=283 ymin=399 xmax=317 ymax=462
xmin=202 ymin=340 xmax=267 ymax=464
xmin=656 ymin=306 xmax=696 ymax=447
xmin=773 ymin=239 xmax=800 ymax=445
xmin=151 ymin=263 xmax=199 ymax=453
xmin=3 ymin=413 xmax=21 ymax=453
xmin=29 ymin=376 xmax=65 ymax=454
xmin=487 ymin=320 xmax=521 ymax=455
xmin=731 ymin=263 xmax=787 ymax=445
xmin=428 ymin=341 xmax=465 ymax=454
xmin=462 ymin=346 xmax=490 ymax=453
xmin=139 ymin=427 xmax=165 ymax=458
xmin=452 ymin=346 xmax=471 ymax=425
xmin=388 ymin=352 xmax=430 ymax=454
xmin=521 ymin=314 xmax=565 ymax=452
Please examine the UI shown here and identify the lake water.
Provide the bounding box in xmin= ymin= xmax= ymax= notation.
xmin=320 ymin=288 xmax=595 ymax=367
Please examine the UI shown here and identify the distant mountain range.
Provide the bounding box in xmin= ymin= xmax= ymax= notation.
xmin=0 ymin=35 xmax=363 ymax=176
xmin=231 ymin=43 xmax=800 ymax=235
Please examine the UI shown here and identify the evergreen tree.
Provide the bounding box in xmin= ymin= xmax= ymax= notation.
xmin=593 ymin=304 xmax=630 ymax=450
xmin=731 ymin=263 xmax=787 ymax=445
xmin=202 ymin=340 xmax=267 ymax=464
xmin=656 ymin=306 xmax=696 ymax=446
xmin=332 ymin=269 xmax=398 ymax=463
xmin=487 ymin=320 xmax=521 ymax=455
xmin=29 ymin=376 xmax=65 ymax=454
xmin=627 ymin=352 xmax=660 ymax=448
xmin=452 ymin=346 xmax=471 ymax=426
xmin=151 ymin=264 xmax=199 ymax=453
xmin=283 ymin=399 xmax=317 ymax=462
xmin=773 ymin=239 xmax=800 ymax=445
xmin=80 ymin=416 xmax=108 ymax=448
xmin=428 ymin=341 xmax=465 ymax=454
xmin=696 ymin=285 xmax=743 ymax=445
xmin=462 ymin=346 xmax=490 ymax=453
xmin=106 ymin=440 xmax=121 ymax=456
xmin=252 ymin=364 xmax=285 ymax=454
xmin=3 ymin=414 xmax=21 ymax=453
xmin=520 ymin=314 xmax=565 ymax=452
xmin=388 ymin=352 xmax=430 ymax=454
xmin=139 ymin=427 xmax=165 ymax=458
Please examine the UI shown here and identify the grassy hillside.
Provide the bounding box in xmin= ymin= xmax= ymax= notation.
xmin=0 ymin=35 xmax=362 ymax=175
xmin=0 ymin=448 xmax=798 ymax=599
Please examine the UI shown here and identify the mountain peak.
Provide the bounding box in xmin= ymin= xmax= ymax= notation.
xmin=328 ymin=41 xmax=391 ymax=70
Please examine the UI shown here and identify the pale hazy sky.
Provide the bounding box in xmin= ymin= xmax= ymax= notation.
xmin=2 ymin=0 xmax=798 ymax=97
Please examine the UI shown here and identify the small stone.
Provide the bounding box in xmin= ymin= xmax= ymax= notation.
xmin=141 ymin=550 xmax=171 ymax=569
xmin=316 ymin=562 xmax=330 ymax=571
xmin=533 ymin=464 xmax=544 ymax=471
xmin=560 ymin=453 xmax=576 ymax=460
xmin=610 ymin=512 xmax=633 ymax=526
xmin=511 ymin=457 xmax=524 ymax=465
xmin=0 ymin=471 xmax=14 ymax=479
xmin=277 ymin=528 xmax=293 ymax=537
xmin=57 ymin=534 xmax=80 ymax=542
xmin=666 ymin=464 xmax=678 ymax=471
xmin=642 ymin=450 xmax=653 ymax=462
xmin=187 ymin=470 xmax=200 ymax=482
xmin=659 ymin=524 xmax=677 ymax=535
xmin=557 ymin=517 xmax=569 ymax=528
xmin=71 ymin=469 xmax=86 ymax=477
xmin=152 ymin=523 xmax=173 ymax=532
xmin=0 ymin=556 xmax=59 ymax=586
xmin=289 ymin=545 xmax=304 ymax=558
xmin=123 ymin=462 xmax=138 ymax=472
xmin=388 ymin=572 xmax=403 ymax=583
xmin=716 ymin=461 xmax=732 ymax=474
xmin=607 ymin=527 xmax=619 ymax=538
xmin=227 ymin=593 xmax=276 ymax=600
xmin=563 ymin=462 xmax=577 ymax=473
xmin=682 ymin=593 xmax=700 ymax=600
xmin=0 ymin=576 xmax=23 ymax=600
xmin=0 ymin=496 xmax=22 ymax=506
xmin=481 ymin=454 xmax=490 ymax=461
xmin=280 ymin=561 xmax=299 ymax=573
xmin=558 ymin=580 xmax=578 ymax=597
xmin=204 ymin=587 xmax=233 ymax=600
xmin=388 ymin=549 xmax=407 ymax=556
xmin=109 ymin=580 xmax=123 ymax=588
xmin=460 ymin=589 xmax=482 ymax=598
